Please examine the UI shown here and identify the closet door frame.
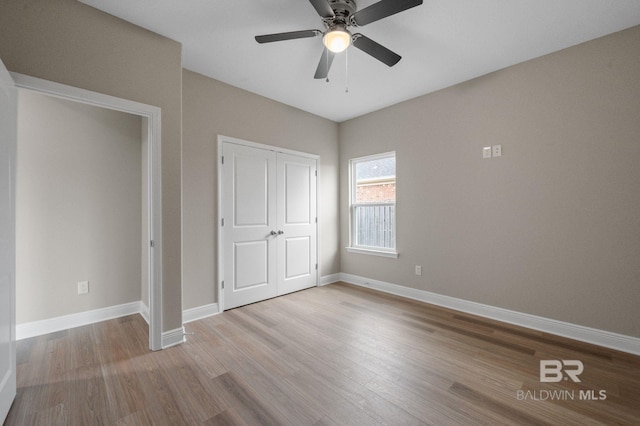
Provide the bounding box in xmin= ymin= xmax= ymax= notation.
xmin=217 ymin=135 xmax=320 ymax=312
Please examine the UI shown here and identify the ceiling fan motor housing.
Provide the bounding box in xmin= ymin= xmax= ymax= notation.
xmin=326 ymin=0 xmax=357 ymax=28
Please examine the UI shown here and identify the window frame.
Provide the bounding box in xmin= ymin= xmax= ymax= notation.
xmin=347 ymin=151 xmax=398 ymax=258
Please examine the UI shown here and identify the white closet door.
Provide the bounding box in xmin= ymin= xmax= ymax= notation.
xmin=221 ymin=140 xmax=318 ymax=310
xmin=0 ymin=58 xmax=17 ymax=424
xmin=277 ymin=153 xmax=317 ymax=295
xmin=222 ymin=143 xmax=278 ymax=310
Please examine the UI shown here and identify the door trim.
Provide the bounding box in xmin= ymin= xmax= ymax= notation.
xmin=217 ymin=135 xmax=320 ymax=311
xmin=11 ymin=73 xmax=163 ymax=351
xmin=0 ymin=57 xmax=17 ymax=424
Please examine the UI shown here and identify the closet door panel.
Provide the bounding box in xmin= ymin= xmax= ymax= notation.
xmin=222 ymin=143 xmax=277 ymax=310
xmin=277 ymin=153 xmax=317 ymax=295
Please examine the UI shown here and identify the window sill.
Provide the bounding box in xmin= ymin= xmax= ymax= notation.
xmin=346 ymin=247 xmax=399 ymax=259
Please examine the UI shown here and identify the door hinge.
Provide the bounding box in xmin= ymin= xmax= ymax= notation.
xmin=150 ymin=240 xmax=154 ymax=247
xmin=315 ymin=170 xmax=317 ymax=177
xmin=221 ymin=281 xmax=225 ymax=289
xmin=315 ymin=263 xmax=318 ymax=270
xmin=221 ymin=156 xmax=224 ymax=164
xmin=315 ymin=217 xmax=318 ymax=223
xmin=221 ymin=218 xmax=224 ymax=226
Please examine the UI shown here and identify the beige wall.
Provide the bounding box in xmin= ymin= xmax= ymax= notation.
xmin=181 ymin=69 xmax=340 ymax=310
xmin=2 ymin=0 xmax=637 ymax=339
xmin=339 ymin=26 xmax=640 ymax=338
xmin=0 ymin=0 xmax=183 ymax=331
xmin=16 ymin=91 xmax=142 ymax=323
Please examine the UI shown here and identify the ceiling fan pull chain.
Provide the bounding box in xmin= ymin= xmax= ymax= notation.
xmin=326 ymin=48 xmax=330 ymax=83
xmin=345 ymin=48 xmax=349 ymax=93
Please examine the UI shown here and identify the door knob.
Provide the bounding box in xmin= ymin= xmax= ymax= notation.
xmin=277 ymin=230 xmax=284 ymax=235
xmin=270 ymin=230 xmax=277 ymax=236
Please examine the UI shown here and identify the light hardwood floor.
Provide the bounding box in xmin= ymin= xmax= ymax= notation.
xmin=6 ymin=282 xmax=640 ymax=425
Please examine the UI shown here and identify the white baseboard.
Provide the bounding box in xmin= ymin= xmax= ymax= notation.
xmin=18 ymin=276 xmax=637 ymax=356
xmin=16 ymin=301 xmax=143 ymax=340
xmin=319 ymin=273 xmax=341 ymax=286
xmin=183 ymin=303 xmax=219 ymax=323
xmin=339 ymin=273 xmax=640 ymax=356
xmin=162 ymin=326 xmax=186 ymax=349
xmin=140 ymin=302 xmax=150 ymax=325
xmin=16 ymin=299 xmax=217 ymax=344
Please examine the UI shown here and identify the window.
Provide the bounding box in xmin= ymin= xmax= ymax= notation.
xmin=348 ymin=152 xmax=397 ymax=258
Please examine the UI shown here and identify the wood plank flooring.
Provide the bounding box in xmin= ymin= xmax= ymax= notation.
xmin=6 ymin=282 xmax=640 ymax=425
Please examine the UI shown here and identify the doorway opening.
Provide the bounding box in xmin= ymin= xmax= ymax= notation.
xmin=12 ymin=73 xmax=162 ymax=350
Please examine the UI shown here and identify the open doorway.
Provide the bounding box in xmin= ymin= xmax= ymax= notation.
xmin=12 ymin=74 xmax=162 ymax=350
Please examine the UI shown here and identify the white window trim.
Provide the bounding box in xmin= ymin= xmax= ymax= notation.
xmin=348 ymin=151 xmax=397 ymax=257
xmin=346 ymin=246 xmax=399 ymax=258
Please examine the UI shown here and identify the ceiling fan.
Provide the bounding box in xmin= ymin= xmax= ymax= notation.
xmin=255 ymin=0 xmax=424 ymax=79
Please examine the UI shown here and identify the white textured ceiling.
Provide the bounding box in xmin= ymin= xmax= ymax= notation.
xmin=80 ymin=0 xmax=640 ymax=122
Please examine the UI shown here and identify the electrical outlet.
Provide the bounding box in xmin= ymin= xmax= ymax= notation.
xmin=492 ymin=144 xmax=502 ymax=157
xmin=482 ymin=146 xmax=492 ymax=159
xmin=77 ymin=280 xmax=89 ymax=295
xmin=415 ymin=265 xmax=422 ymax=276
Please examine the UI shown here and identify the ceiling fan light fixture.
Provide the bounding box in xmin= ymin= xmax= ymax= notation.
xmin=323 ymin=29 xmax=351 ymax=53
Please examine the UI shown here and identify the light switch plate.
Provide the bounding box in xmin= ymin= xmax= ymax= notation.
xmin=482 ymin=146 xmax=492 ymax=159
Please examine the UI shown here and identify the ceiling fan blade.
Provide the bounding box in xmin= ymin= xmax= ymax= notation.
xmin=352 ymin=0 xmax=423 ymax=26
xmin=308 ymin=0 xmax=335 ymax=19
xmin=255 ymin=30 xmax=321 ymax=44
xmin=314 ymin=48 xmax=336 ymax=79
xmin=352 ymin=34 xmax=401 ymax=67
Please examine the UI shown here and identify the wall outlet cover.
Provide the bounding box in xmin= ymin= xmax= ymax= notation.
xmin=77 ymin=280 xmax=89 ymax=295
xmin=482 ymin=146 xmax=492 ymax=159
